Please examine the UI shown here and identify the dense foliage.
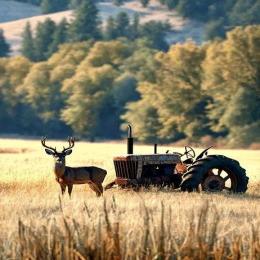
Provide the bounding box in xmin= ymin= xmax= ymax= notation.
xmin=15 ymin=0 xmax=68 ymax=13
xmin=15 ymin=0 xmax=260 ymax=41
xmin=1 ymin=25 xmax=259 ymax=146
xmin=157 ymin=0 xmax=260 ymax=40
xmin=21 ymin=1 xmax=170 ymax=61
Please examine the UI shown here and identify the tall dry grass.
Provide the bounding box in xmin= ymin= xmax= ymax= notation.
xmin=0 ymin=139 xmax=259 ymax=259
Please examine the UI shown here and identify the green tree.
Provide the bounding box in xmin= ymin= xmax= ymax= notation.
xmin=0 ymin=30 xmax=10 ymax=57
xmin=128 ymin=13 xmax=140 ymax=40
xmin=140 ymin=21 xmax=170 ymax=50
xmin=62 ymin=65 xmax=117 ymax=139
xmin=140 ymin=0 xmax=149 ymax=8
xmin=113 ymin=0 xmax=124 ymax=6
xmin=41 ymin=0 xmax=69 ymax=14
xmin=229 ymin=0 xmax=260 ymax=26
xmin=61 ymin=40 xmax=134 ymax=139
xmin=104 ymin=16 xmax=117 ymax=40
xmin=34 ymin=19 xmax=56 ymax=61
xmin=41 ymin=0 xmax=52 ymax=13
xmin=21 ymin=22 xmax=36 ymax=61
xmin=69 ymin=0 xmax=82 ymax=8
xmin=204 ymin=18 xmax=226 ymax=40
xmin=69 ymin=0 xmax=100 ymax=42
xmin=122 ymin=100 xmax=162 ymax=143
xmin=122 ymin=40 xmax=157 ymax=82
xmin=114 ymin=12 xmax=130 ymax=38
xmin=47 ymin=18 xmax=68 ymax=55
xmin=112 ymin=73 xmax=139 ymax=118
xmin=220 ymin=88 xmax=260 ymax=146
xmin=165 ymin=0 xmax=179 ymax=10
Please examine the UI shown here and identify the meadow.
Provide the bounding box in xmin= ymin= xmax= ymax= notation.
xmin=0 ymin=138 xmax=259 ymax=259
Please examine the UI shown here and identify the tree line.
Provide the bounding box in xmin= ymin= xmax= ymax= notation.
xmin=0 ymin=25 xmax=259 ymax=147
xmin=16 ymin=0 xmax=75 ymax=14
xmin=146 ymin=0 xmax=260 ymax=40
xmin=13 ymin=0 xmax=260 ymax=41
xmin=20 ymin=0 xmax=170 ymax=61
xmin=113 ymin=0 xmax=260 ymax=40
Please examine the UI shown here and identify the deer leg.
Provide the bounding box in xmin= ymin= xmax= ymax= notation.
xmin=60 ymin=184 xmax=66 ymax=195
xmin=88 ymin=183 xmax=102 ymax=197
xmin=68 ymin=184 xmax=73 ymax=198
xmin=104 ymin=181 xmax=116 ymax=190
xmin=96 ymin=182 xmax=103 ymax=195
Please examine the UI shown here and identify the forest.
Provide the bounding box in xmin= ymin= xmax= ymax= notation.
xmin=0 ymin=0 xmax=259 ymax=147
xmin=14 ymin=0 xmax=260 ymax=40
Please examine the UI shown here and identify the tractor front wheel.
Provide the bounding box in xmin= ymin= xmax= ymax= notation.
xmin=180 ymin=155 xmax=249 ymax=193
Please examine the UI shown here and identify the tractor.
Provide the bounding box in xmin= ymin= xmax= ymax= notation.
xmin=105 ymin=125 xmax=249 ymax=193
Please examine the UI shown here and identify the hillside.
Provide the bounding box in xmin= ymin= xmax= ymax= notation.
xmin=0 ymin=0 xmax=204 ymax=55
xmin=0 ymin=0 xmax=40 ymax=23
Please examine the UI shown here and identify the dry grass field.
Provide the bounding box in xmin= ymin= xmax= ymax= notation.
xmin=0 ymin=138 xmax=259 ymax=259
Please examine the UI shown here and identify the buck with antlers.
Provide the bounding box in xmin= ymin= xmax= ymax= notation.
xmin=41 ymin=137 xmax=107 ymax=197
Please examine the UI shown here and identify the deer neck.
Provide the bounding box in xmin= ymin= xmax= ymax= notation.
xmin=54 ymin=161 xmax=66 ymax=178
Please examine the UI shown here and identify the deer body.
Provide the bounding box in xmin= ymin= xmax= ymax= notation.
xmin=41 ymin=137 xmax=107 ymax=197
xmin=55 ymin=166 xmax=107 ymax=196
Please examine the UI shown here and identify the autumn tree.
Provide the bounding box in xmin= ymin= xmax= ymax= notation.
xmin=62 ymin=65 xmax=117 ymax=139
xmin=123 ymin=42 xmax=209 ymax=142
xmin=0 ymin=56 xmax=34 ymax=133
xmin=61 ymin=40 xmax=134 ymax=139
xmin=203 ymin=25 xmax=260 ymax=146
xmin=20 ymin=61 xmax=69 ymax=135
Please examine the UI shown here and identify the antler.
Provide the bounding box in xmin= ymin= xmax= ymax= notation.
xmin=41 ymin=137 xmax=57 ymax=153
xmin=62 ymin=137 xmax=75 ymax=153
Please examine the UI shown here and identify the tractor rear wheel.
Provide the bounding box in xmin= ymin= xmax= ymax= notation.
xmin=180 ymin=155 xmax=248 ymax=193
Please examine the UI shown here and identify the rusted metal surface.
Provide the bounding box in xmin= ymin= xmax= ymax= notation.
xmin=114 ymin=153 xmax=181 ymax=162
xmin=175 ymin=163 xmax=187 ymax=174
xmin=115 ymin=177 xmax=129 ymax=185
xmin=114 ymin=160 xmax=138 ymax=179
xmin=114 ymin=153 xmax=181 ymax=180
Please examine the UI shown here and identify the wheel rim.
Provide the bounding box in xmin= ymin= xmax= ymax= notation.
xmin=202 ymin=168 xmax=237 ymax=192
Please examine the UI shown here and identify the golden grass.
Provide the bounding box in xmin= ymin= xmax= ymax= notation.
xmin=0 ymin=138 xmax=259 ymax=259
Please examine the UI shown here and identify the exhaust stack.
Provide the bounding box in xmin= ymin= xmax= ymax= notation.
xmin=127 ymin=124 xmax=133 ymax=154
xmin=154 ymin=144 xmax=157 ymax=154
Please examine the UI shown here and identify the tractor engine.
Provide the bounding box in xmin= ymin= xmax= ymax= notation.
xmin=112 ymin=125 xmax=183 ymax=187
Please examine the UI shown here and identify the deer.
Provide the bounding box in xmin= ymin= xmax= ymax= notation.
xmin=41 ymin=137 xmax=107 ymax=197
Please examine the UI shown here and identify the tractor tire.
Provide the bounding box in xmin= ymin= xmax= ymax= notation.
xmin=180 ymin=155 xmax=249 ymax=193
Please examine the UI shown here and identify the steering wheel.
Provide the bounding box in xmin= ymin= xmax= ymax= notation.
xmin=182 ymin=146 xmax=196 ymax=159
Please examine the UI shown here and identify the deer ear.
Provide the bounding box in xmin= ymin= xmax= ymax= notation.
xmin=64 ymin=149 xmax=72 ymax=156
xmin=45 ymin=149 xmax=55 ymax=155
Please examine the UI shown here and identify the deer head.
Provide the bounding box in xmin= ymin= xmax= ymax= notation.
xmin=41 ymin=137 xmax=75 ymax=167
